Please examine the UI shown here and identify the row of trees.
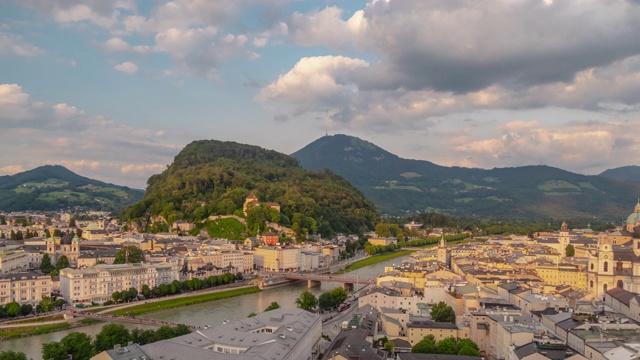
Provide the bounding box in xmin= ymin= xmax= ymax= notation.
xmin=107 ymin=272 xmax=244 ymax=304
xmin=0 ymin=296 xmax=65 ymax=319
xmin=0 ymin=351 xmax=27 ymax=360
xmin=295 ymin=287 xmax=348 ymax=312
xmin=42 ymin=323 xmax=191 ymax=360
xmin=411 ymin=335 xmax=480 ymax=356
xmin=363 ymin=232 xmax=472 ymax=256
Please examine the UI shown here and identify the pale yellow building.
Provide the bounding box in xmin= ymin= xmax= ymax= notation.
xmin=60 ymin=262 xmax=179 ymax=304
xmin=0 ymin=272 xmax=52 ymax=305
xmin=254 ymin=246 xmax=300 ymax=272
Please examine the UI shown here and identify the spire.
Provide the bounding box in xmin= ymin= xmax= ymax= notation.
xmin=440 ymin=233 xmax=446 ymax=247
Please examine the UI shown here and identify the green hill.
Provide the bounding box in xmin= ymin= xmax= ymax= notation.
xmin=0 ymin=165 xmax=143 ymax=212
xmin=291 ymin=134 xmax=640 ymax=219
xmin=600 ymin=166 xmax=640 ymax=182
xmin=121 ymin=140 xmax=379 ymax=236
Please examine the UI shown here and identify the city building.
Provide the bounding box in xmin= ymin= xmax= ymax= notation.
xmin=0 ymin=250 xmax=29 ymax=274
xmin=138 ymin=308 xmax=321 ymax=360
xmin=60 ymin=262 xmax=179 ymax=304
xmin=254 ymin=246 xmax=300 ymax=272
xmin=0 ymin=272 xmax=52 ymax=305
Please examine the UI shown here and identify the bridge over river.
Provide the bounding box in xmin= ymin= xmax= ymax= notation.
xmin=283 ymin=273 xmax=375 ymax=291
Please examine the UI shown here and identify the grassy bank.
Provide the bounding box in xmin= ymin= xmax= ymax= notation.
xmin=107 ymin=286 xmax=261 ymax=316
xmin=335 ymin=250 xmax=413 ymax=274
xmin=0 ymin=323 xmax=71 ymax=340
xmin=4 ymin=314 xmax=65 ymax=325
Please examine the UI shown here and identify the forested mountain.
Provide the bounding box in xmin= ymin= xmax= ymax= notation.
xmin=292 ymin=134 xmax=640 ymax=219
xmin=0 ymin=165 xmax=143 ymax=212
xmin=121 ymin=140 xmax=379 ymax=236
xmin=600 ymin=166 xmax=640 ymax=182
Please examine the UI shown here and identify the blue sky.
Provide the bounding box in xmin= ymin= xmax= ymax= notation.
xmin=1 ymin=0 xmax=640 ymax=189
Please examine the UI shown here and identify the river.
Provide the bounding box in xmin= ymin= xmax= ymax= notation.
xmin=2 ymin=254 xmax=408 ymax=359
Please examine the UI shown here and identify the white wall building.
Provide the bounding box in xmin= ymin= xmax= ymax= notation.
xmin=0 ymin=272 xmax=52 ymax=305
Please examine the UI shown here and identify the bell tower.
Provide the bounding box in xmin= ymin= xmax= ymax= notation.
xmin=437 ymin=234 xmax=450 ymax=268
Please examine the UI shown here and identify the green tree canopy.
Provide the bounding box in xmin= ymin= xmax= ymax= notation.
xmin=565 ymin=244 xmax=575 ymax=257
xmin=295 ymin=290 xmax=318 ymax=311
xmin=60 ymin=332 xmax=95 ymax=360
xmin=114 ymin=245 xmax=145 ymax=264
xmin=411 ymin=336 xmax=436 ymax=353
xmin=55 ymin=255 xmax=70 ymax=270
xmin=94 ymin=324 xmax=132 ymax=352
xmin=5 ymin=302 xmax=20 ymax=317
xmin=436 ymin=337 xmax=458 ymax=355
xmin=264 ymin=301 xmax=281 ymax=312
xmin=40 ymin=253 xmax=55 ymax=274
xmin=42 ymin=341 xmax=67 ymax=360
xmin=0 ymin=351 xmax=28 ymax=360
xmin=431 ymin=301 xmax=456 ymax=324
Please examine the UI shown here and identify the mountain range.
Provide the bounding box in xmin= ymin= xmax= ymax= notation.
xmin=0 ymin=165 xmax=143 ymax=212
xmin=292 ymin=134 xmax=640 ymax=219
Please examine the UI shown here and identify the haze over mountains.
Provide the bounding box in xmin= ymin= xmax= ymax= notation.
xmin=292 ymin=134 xmax=640 ymax=219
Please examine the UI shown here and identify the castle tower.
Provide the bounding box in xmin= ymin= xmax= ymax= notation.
xmin=437 ymin=234 xmax=450 ymax=268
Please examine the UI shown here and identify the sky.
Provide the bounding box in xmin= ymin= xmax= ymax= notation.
xmin=1 ymin=0 xmax=640 ymax=189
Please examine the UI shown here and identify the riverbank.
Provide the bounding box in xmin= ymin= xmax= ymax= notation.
xmin=106 ymin=286 xmax=261 ymax=316
xmin=0 ymin=318 xmax=100 ymax=341
xmin=334 ymin=250 xmax=413 ymax=274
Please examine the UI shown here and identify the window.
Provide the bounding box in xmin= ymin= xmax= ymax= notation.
xmin=604 ymin=262 xmax=608 ymax=272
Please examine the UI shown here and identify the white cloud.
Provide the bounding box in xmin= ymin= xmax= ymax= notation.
xmin=0 ymin=32 xmax=43 ymax=56
xmin=0 ymin=83 xmax=181 ymax=187
xmin=20 ymin=0 xmax=124 ymax=28
xmin=114 ymin=61 xmax=138 ymax=74
xmin=0 ymin=165 xmax=26 ymax=175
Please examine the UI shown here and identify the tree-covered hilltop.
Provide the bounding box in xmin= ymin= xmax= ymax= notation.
xmin=121 ymin=140 xmax=379 ymax=237
xmin=0 ymin=165 xmax=143 ymax=212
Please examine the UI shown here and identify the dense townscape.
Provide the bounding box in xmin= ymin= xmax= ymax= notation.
xmin=1 ymin=197 xmax=640 ymax=360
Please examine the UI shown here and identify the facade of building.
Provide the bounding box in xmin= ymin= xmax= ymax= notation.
xmin=0 ymin=272 xmax=52 ymax=305
xmin=60 ymin=262 xmax=179 ymax=304
xmin=0 ymin=250 xmax=29 ymax=274
xmin=254 ymin=246 xmax=300 ymax=272
xmin=46 ymin=234 xmax=80 ymax=268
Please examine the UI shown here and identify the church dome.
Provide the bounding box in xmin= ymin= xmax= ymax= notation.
xmin=628 ymin=212 xmax=640 ymax=225
xmin=60 ymin=233 xmax=74 ymax=245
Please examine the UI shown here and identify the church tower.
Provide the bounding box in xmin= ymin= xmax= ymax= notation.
xmin=437 ymin=235 xmax=450 ymax=268
xmin=559 ymin=221 xmax=570 ymax=250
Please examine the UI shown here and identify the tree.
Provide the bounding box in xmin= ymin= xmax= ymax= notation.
xmin=0 ymin=351 xmax=27 ymax=360
xmin=38 ymin=296 xmax=56 ymax=312
xmin=431 ymin=301 xmax=456 ymax=324
xmin=384 ymin=340 xmax=395 ymax=354
xmin=264 ymin=301 xmax=280 ymax=311
xmin=55 ymin=255 xmax=70 ymax=270
xmin=42 ymin=341 xmax=68 ymax=360
xmin=141 ymin=284 xmax=152 ymax=299
xmin=114 ymin=245 xmax=145 ymax=264
xmin=295 ymin=290 xmax=318 ymax=311
xmin=94 ymin=324 xmax=132 ymax=352
xmin=412 ymin=336 xmax=436 ymax=353
xmin=330 ymin=287 xmax=348 ymax=306
xmin=565 ymin=244 xmax=575 ymax=257
xmin=458 ymin=346 xmax=481 ymax=356
xmin=20 ymin=303 xmax=32 ymax=316
xmin=318 ymin=292 xmax=335 ymax=311
xmin=60 ymin=332 xmax=95 ymax=360
xmin=69 ymin=218 xmax=76 ymax=227
xmin=40 ymin=253 xmax=55 ymax=274
xmin=5 ymin=302 xmax=20 ymax=317
xmin=436 ymin=337 xmax=458 ymax=355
